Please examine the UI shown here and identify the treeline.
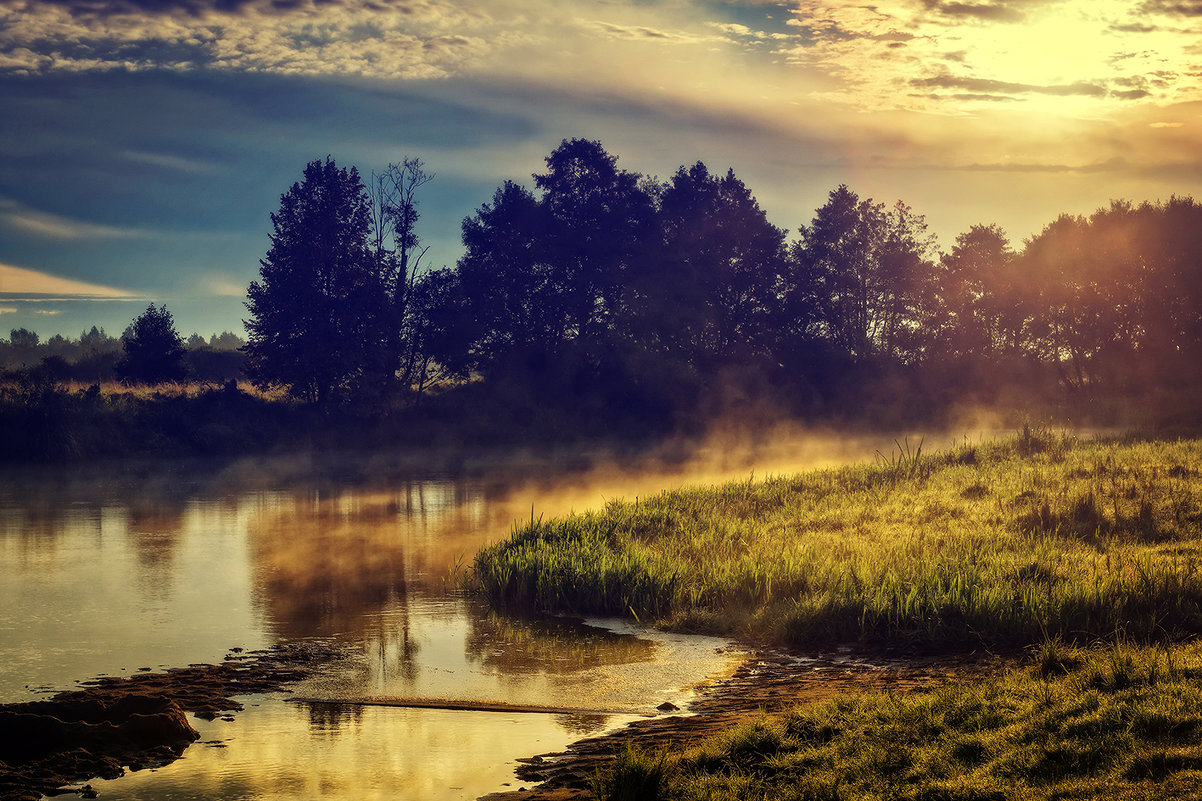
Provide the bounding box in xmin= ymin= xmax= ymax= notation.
xmin=0 ymin=325 xmax=246 ymax=385
xmin=242 ymin=139 xmax=1202 ymax=432
xmin=5 ymin=138 xmax=1199 ymax=464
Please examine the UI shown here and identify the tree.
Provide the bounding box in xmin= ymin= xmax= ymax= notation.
xmin=933 ymin=224 xmax=1023 ymax=361
xmin=115 ymin=303 xmax=187 ymax=385
xmin=244 ymin=157 xmax=388 ymax=405
xmin=533 ymin=138 xmax=656 ymax=354
xmin=632 ymin=161 xmax=788 ymax=373
xmin=451 ymin=180 xmax=560 ymax=374
xmin=1018 ymin=212 xmax=1124 ymax=390
xmin=445 ymin=140 xmax=655 ymax=378
xmin=368 ymin=158 xmax=435 ymax=393
xmin=791 ymin=186 xmax=937 ymax=363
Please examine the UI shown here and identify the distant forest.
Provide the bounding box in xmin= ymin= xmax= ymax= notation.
xmin=3 ymin=137 xmax=1200 ymax=459
xmin=0 ymin=326 xmax=245 ymax=385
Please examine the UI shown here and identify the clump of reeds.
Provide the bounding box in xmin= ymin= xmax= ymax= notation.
xmin=472 ymin=432 xmax=1202 ymax=648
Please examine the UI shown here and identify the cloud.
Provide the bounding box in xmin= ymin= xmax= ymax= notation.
xmin=0 ymin=197 xmax=153 ymax=239
xmin=773 ymin=0 xmax=1202 ymax=112
xmin=0 ymin=262 xmax=141 ymax=299
xmin=0 ymin=0 xmax=494 ymax=78
xmin=1140 ymin=1 xmax=1202 ymax=16
xmin=955 ymin=156 xmax=1130 ymax=173
xmin=199 ymin=276 xmax=249 ymax=297
xmin=586 ymin=21 xmax=715 ymax=43
xmin=913 ymin=74 xmax=1109 ymax=97
xmin=34 ymin=308 xmax=63 ymax=315
xmin=122 ymin=149 xmax=216 ymax=173
xmin=924 ymin=2 xmax=1029 ymax=23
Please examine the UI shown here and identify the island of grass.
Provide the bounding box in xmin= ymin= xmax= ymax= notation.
xmin=473 ymin=428 xmax=1202 ymax=800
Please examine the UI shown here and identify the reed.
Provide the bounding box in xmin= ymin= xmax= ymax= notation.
xmin=473 ymin=430 xmax=1202 ymax=648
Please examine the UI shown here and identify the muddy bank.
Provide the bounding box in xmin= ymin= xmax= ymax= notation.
xmin=480 ymin=647 xmax=1014 ymax=800
xmin=0 ymin=641 xmax=343 ymax=801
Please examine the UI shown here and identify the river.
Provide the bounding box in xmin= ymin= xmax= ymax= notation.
xmin=0 ymin=449 xmax=753 ymax=800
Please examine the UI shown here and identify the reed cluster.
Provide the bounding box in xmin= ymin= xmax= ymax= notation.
xmin=473 ymin=429 xmax=1202 ymax=648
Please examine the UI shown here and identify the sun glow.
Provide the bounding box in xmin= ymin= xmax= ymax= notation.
xmin=784 ymin=0 xmax=1202 ymax=115
xmin=955 ymin=4 xmax=1119 ymax=87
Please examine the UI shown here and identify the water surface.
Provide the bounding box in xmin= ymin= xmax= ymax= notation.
xmin=0 ymin=453 xmax=745 ymax=799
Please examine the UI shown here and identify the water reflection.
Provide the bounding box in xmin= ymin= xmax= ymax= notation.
xmin=0 ymin=454 xmax=748 ymax=799
xmin=465 ymin=611 xmax=656 ymax=674
xmin=300 ymin=700 xmax=364 ymax=735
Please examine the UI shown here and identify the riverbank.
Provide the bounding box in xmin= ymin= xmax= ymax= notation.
xmin=488 ymin=640 xmax=1202 ymax=801
xmin=472 ymin=430 xmax=1202 ymax=799
xmin=481 ymin=645 xmax=1013 ymax=800
xmin=0 ymin=642 xmax=344 ymax=801
xmin=474 ymin=429 xmax=1202 ymax=648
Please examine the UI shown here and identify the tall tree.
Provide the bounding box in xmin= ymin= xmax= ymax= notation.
xmin=634 ymin=161 xmax=788 ymax=372
xmin=368 ymin=158 xmax=435 ymax=393
xmin=533 ymin=138 xmax=656 ymax=357
xmin=791 ymin=186 xmax=937 ymax=363
xmin=244 ymin=157 xmax=387 ymax=404
xmin=451 ymin=180 xmax=560 ymax=374
xmin=115 ymin=303 xmax=187 ymax=385
xmin=1018 ymin=212 xmax=1123 ymax=390
xmin=933 ymin=224 xmax=1023 ymax=361
xmin=445 ymin=139 xmax=655 ymax=377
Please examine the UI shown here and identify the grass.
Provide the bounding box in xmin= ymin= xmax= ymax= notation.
xmin=471 ymin=428 xmax=1202 ymax=799
xmin=598 ymin=641 xmax=1202 ymax=800
xmin=0 ymin=378 xmax=302 ymax=461
xmin=472 ymin=429 xmax=1202 ymax=649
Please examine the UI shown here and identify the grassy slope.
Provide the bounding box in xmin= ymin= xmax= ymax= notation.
xmin=473 ymin=429 xmax=1202 ymax=649
xmin=474 ymin=430 xmax=1202 ymax=800
xmin=597 ymin=641 xmax=1202 ymax=801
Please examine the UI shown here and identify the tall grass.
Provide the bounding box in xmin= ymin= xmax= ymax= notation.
xmin=473 ymin=430 xmax=1202 ymax=647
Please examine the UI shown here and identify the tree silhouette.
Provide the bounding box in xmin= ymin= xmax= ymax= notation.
xmin=792 ymin=186 xmax=937 ymax=363
xmin=244 ymin=157 xmax=388 ymax=405
xmin=533 ymin=138 xmax=656 ymax=359
xmin=933 ymin=224 xmax=1022 ymax=361
xmin=368 ymin=158 xmax=435 ymax=394
xmin=115 ymin=303 xmax=187 ymax=385
xmin=633 ymin=161 xmax=787 ymax=373
xmin=446 ymin=140 xmax=655 ymax=379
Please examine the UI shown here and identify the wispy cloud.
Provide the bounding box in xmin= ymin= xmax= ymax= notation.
xmin=198 ymin=276 xmax=250 ymax=297
xmin=777 ymin=0 xmax=1202 ymax=111
xmin=0 ymin=262 xmax=142 ymax=300
xmin=0 ymin=197 xmax=152 ymax=240
xmin=122 ymin=149 xmax=216 ymax=173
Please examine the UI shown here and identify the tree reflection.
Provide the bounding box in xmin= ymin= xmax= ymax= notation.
xmin=301 ymin=700 xmax=364 ymax=735
xmin=248 ymin=494 xmax=411 ymax=639
xmin=464 ymin=610 xmax=655 ymax=674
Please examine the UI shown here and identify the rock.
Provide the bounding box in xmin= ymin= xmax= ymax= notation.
xmin=656 ymin=702 xmax=680 ymax=713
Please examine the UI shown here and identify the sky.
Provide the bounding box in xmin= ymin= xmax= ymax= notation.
xmin=1 ymin=0 xmax=1201 ymax=338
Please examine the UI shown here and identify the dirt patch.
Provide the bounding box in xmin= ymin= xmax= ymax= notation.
xmin=0 ymin=641 xmax=344 ymax=801
xmin=479 ymin=646 xmax=1015 ymax=800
